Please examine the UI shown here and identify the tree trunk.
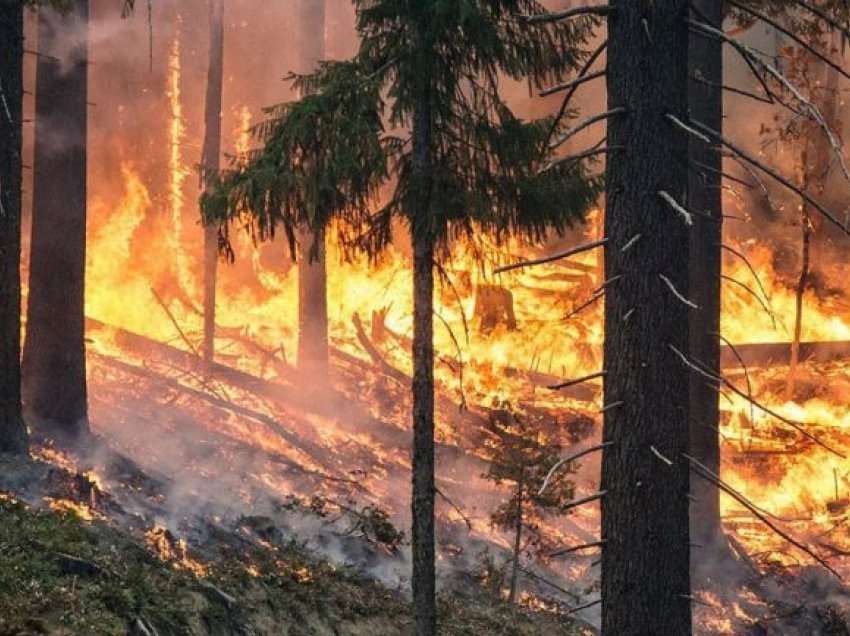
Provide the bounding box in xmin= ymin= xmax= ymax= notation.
xmin=411 ymin=72 xmax=436 ymax=636
xmin=788 ymin=39 xmax=838 ymax=398
xmin=0 ymin=2 xmax=28 ymax=454
xmin=687 ymin=0 xmax=724 ymax=555
xmin=602 ymin=2 xmax=691 ymax=635
xmin=296 ymin=0 xmax=329 ymax=380
xmin=508 ymin=469 xmax=524 ymax=604
xmin=23 ymin=0 xmax=89 ymax=442
xmin=202 ymin=0 xmax=225 ymax=373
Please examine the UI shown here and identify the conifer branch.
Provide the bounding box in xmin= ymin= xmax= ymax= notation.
xmin=539 ymin=443 xmax=612 ymax=496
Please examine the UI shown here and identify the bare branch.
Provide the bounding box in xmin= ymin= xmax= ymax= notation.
xmin=495 ymin=238 xmax=608 ymax=275
xmin=685 ymin=453 xmax=842 ymax=579
xmin=550 ymin=108 xmax=627 ymax=151
xmin=659 ymin=273 xmax=699 ymax=309
xmin=545 ymin=40 xmax=608 ymax=151
xmin=722 ymin=274 xmax=777 ymax=329
xmin=658 ymin=190 xmax=695 ymax=226
xmin=540 ymin=143 xmax=622 ymax=175
xmin=690 ymin=159 xmax=754 ymax=189
xmin=667 ymin=113 xmax=710 ymax=144
xmin=540 ymin=69 xmax=606 ymax=97
xmin=565 ymin=598 xmax=602 ymax=616
xmin=549 ymin=540 xmax=606 ymax=559
xmin=720 ymin=244 xmax=771 ymax=311
xmin=687 ymin=118 xmax=850 ymax=237
xmin=669 ymin=344 xmax=845 ymax=457
xmin=539 ymin=442 xmax=613 ymax=496
xmin=689 ymin=71 xmax=773 ymax=105
xmin=562 ymin=491 xmax=606 ymax=513
xmin=548 ymin=370 xmax=606 ymax=391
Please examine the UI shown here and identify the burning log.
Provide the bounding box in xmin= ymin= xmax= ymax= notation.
xmin=719 ymin=340 xmax=850 ymax=369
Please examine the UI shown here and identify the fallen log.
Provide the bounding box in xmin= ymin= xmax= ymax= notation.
xmin=720 ymin=340 xmax=850 ymax=369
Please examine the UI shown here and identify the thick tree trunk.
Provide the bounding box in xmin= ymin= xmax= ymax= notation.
xmin=688 ymin=0 xmax=724 ymax=555
xmin=202 ymin=0 xmax=224 ymax=372
xmin=411 ymin=78 xmax=436 ymax=636
xmin=602 ymin=2 xmax=692 ymax=635
xmin=23 ymin=0 xmax=89 ymax=441
xmin=0 ymin=2 xmax=28 ymax=454
xmin=296 ymin=0 xmax=329 ymax=379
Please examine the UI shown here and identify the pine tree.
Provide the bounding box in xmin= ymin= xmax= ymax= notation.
xmin=201 ymin=0 xmax=225 ymax=372
xmin=688 ymin=0 xmax=725 ymax=558
xmin=481 ymin=402 xmax=575 ymax=604
xmin=601 ymin=1 xmax=692 ymax=633
xmin=23 ymin=0 xmax=90 ymax=442
xmin=296 ymin=0 xmax=329 ymax=380
xmin=0 ymin=0 xmax=28 ymax=454
xmin=202 ymin=3 xmax=599 ymax=632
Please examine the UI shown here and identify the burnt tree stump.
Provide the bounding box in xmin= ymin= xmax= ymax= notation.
xmin=474 ymin=285 xmax=517 ymax=332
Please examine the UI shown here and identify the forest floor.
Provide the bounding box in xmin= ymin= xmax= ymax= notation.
xmin=0 ymin=450 xmax=593 ymax=636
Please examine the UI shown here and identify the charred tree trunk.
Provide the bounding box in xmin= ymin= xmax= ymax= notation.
xmin=602 ymin=2 xmax=691 ymax=635
xmin=296 ymin=0 xmax=329 ymax=380
xmin=411 ymin=72 xmax=436 ymax=636
xmin=23 ymin=0 xmax=89 ymax=441
xmin=688 ymin=0 xmax=724 ymax=556
xmin=0 ymin=2 xmax=28 ymax=454
xmin=202 ymin=0 xmax=224 ymax=373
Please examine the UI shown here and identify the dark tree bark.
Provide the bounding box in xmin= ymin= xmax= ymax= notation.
xmin=602 ymin=1 xmax=692 ymax=634
xmin=688 ymin=0 xmax=724 ymax=554
xmin=411 ymin=76 xmax=436 ymax=636
xmin=23 ymin=0 xmax=89 ymax=441
xmin=202 ymin=0 xmax=224 ymax=372
xmin=0 ymin=2 xmax=28 ymax=454
xmin=296 ymin=0 xmax=329 ymax=379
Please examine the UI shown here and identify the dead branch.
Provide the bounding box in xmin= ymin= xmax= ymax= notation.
xmin=564 ymin=598 xmax=602 ymax=616
xmin=689 ymin=71 xmax=772 ymax=105
xmin=550 ymin=108 xmax=627 ymax=150
xmin=539 ymin=442 xmax=613 ymax=496
xmin=722 ymin=274 xmax=777 ymax=329
xmin=549 ymin=540 xmax=606 ymax=559
xmin=351 ymin=312 xmax=408 ymax=385
xmin=540 ymin=69 xmax=606 ymax=97
xmin=728 ymin=1 xmax=850 ymax=85
xmin=658 ymin=190 xmax=695 ymax=226
xmin=659 ymin=273 xmax=698 ymax=309
xmin=686 ymin=453 xmax=842 ymax=579
xmin=548 ymin=370 xmax=606 ymax=392
xmin=150 ymin=287 xmax=199 ymax=356
xmin=669 ymin=344 xmax=845 ymax=457
xmin=561 ymin=491 xmax=606 ymax=514
xmin=541 ymin=143 xmax=622 ymax=175
xmin=434 ymin=309 xmax=467 ymax=411
xmin=495 ymin=238 xmax=608 ymax=275
xmin=544 ymin=39 xmax=608 ymax=152
xmin=521 ymin=5 xmax=613 ymax=24
xmin=691 ymin=159 xmax=754 ymax=189
xmin=687 ymin=118 xmax=850 ymax=237
xmin=688 ymin=20 xmax=850 ymax=190
xmin=515 ymin=565 xmax=581 ymax=602
xmin=720 ymin=244 xmax=771 ymax=307
xmin=435 ymin=487 xmax=473 ymax=531
xmin=713 ymin=331 xmax=755 ymax=426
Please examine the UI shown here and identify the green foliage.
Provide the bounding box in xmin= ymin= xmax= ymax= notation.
xmin=0 ymin=494 xmax=587 ymax=635
xmin=202 ymin=0 xmax=602 ymax=264
xmin=482 ymin=402 xmax=575 ymax=555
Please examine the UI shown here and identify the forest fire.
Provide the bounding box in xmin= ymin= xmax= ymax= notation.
xmin=6 ymin=1 xmax=850 ymax=635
